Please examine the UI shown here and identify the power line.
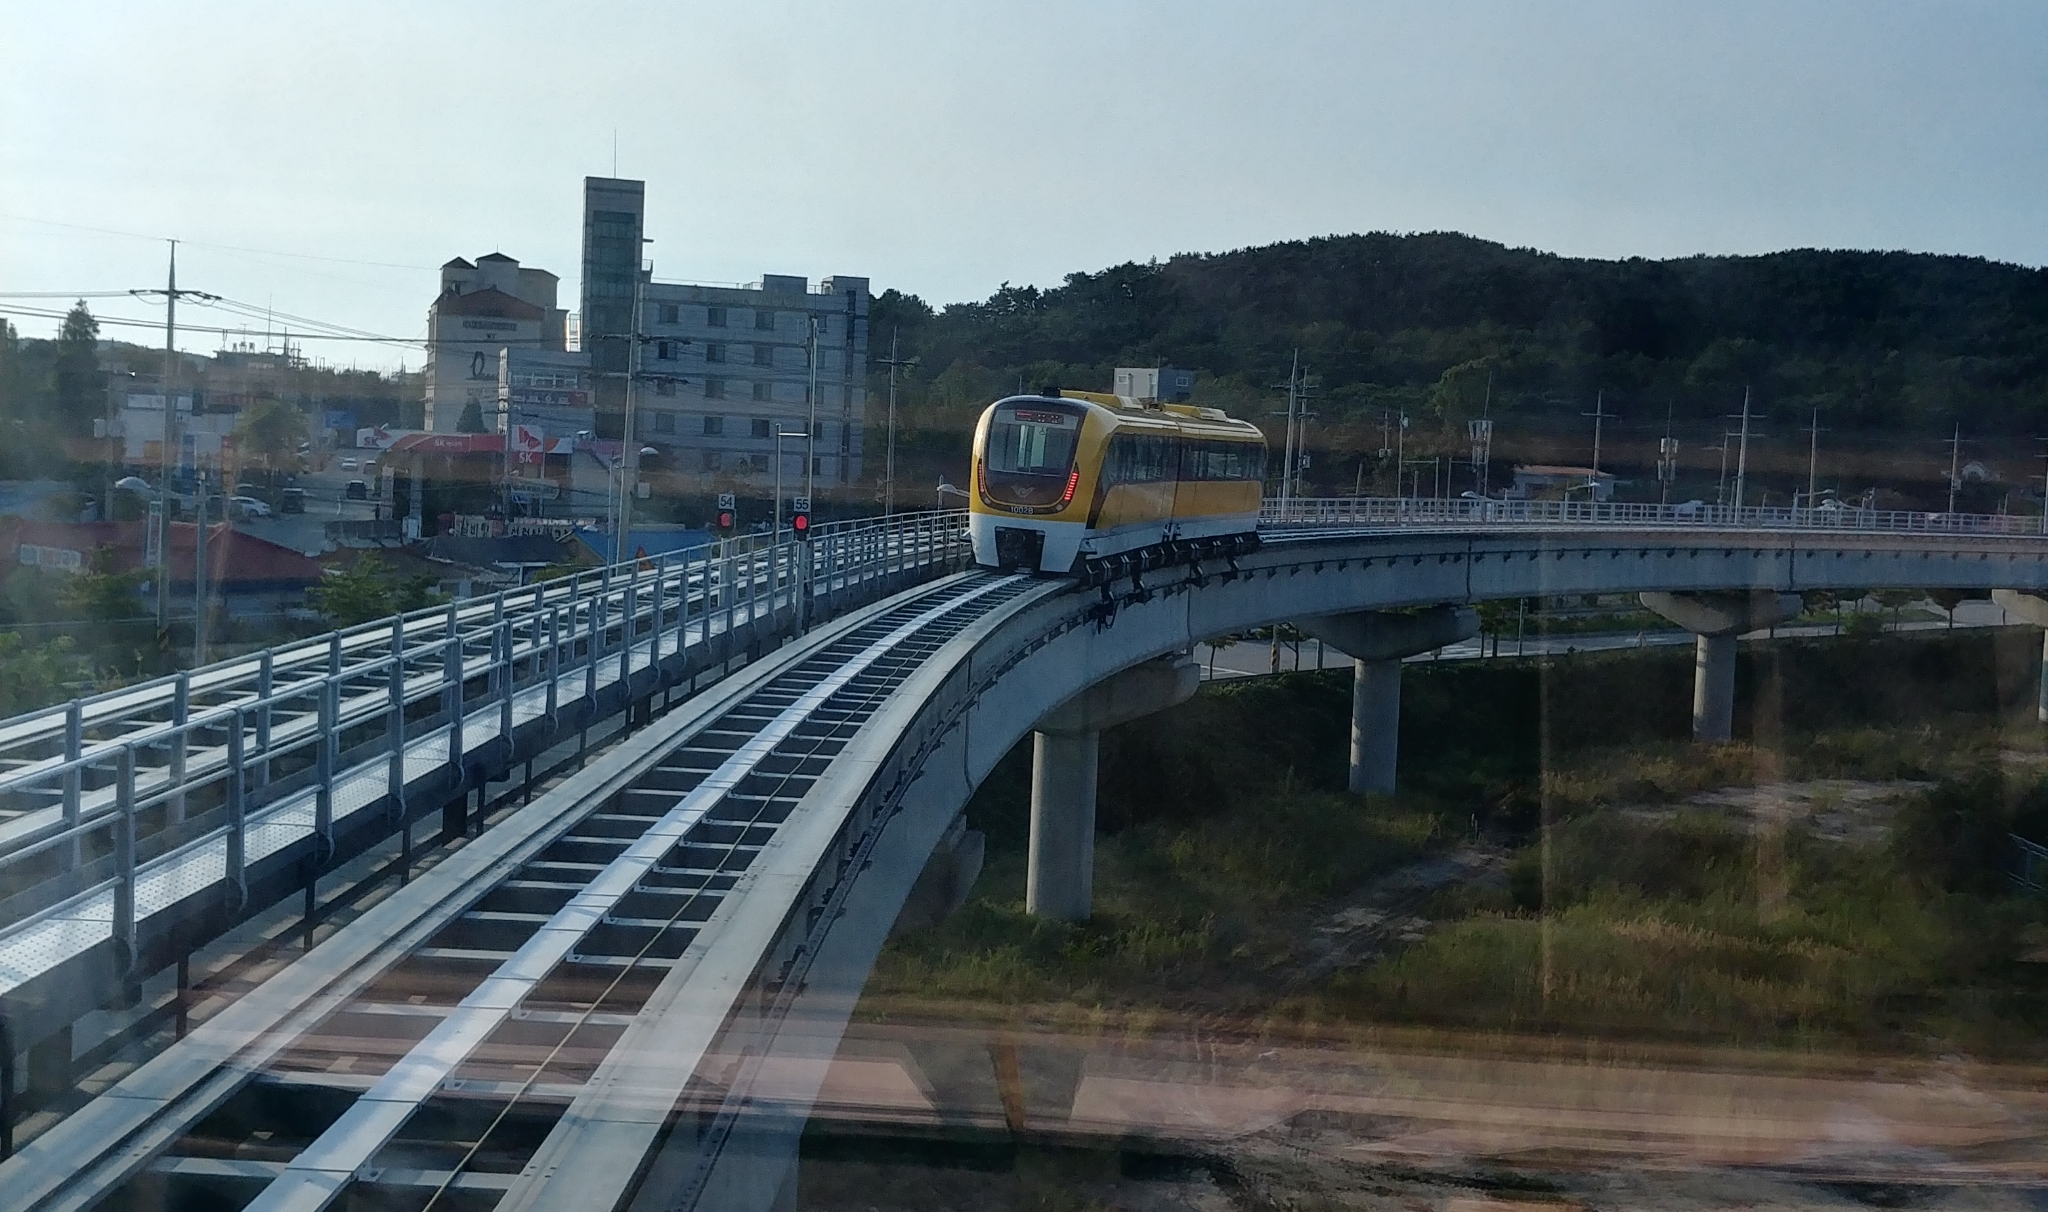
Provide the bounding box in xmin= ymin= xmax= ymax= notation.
xmin=0 ymin=212 xmax=436 ymax=271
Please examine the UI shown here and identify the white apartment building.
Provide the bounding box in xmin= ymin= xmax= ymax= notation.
xmin=633 ymin=273 xmax=870 ymax=488
xmin=423 ymin=253 xmax=571 ymax=433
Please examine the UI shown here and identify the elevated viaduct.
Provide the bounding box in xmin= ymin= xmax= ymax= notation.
xmin=7 ymin=500 xmax=2048 ymax=1212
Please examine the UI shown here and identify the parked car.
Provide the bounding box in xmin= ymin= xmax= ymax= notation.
xmin=280 ymin=487 xmax=307 ymax=514
xmin=229 ymin=495 xmax=272 ymax=518
xmin=345 ymin=479 xmax=369 ymax=500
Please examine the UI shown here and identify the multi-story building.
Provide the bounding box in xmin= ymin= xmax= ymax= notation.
xmin=635 ymin=274 xmax=870 ymax=488
xmin=424 ymin=253 xmax=570 ymax=433
xmin=579 ymin=177 xmax=871 ymax=490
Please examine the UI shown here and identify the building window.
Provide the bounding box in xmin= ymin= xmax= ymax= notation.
xmin=705 ymin=343 xmax=726 ymax=363
xmin=702 ymin=415 xmax=724 ymax=436
xmin=652 ymin=411 xmax=675 ymax=434
xmin=751 ymin=418 xmax=772 ymax=439
xmin=701 ymin=450 xmax=720 ymax=471
xmin=654 ymin=378 xmax=676 ymax=397
xmin=752 ymin=344 xmax=773 ymax=367
xmin=704 ymin=378 xmax=725 ymax=399
xmin=707 ymin=306 xmax=727 ymax=327
xmin=656 ymin=340 xmax=677 ymax=360
xmin=812 ymin=420 xmax=825 ymax=440
xmin=813 ymin=314 xmax=828 ymax=335
xmin=752 ymin=381 xmax=771 ymax=402
xmin=754 ymin=309 xmax=775 ymax=331
xmin=658 ymin=304 xmax=679 ymax=325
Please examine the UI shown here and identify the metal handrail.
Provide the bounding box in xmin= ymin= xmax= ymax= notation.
xmin=1261 ymin=496 xmax=2048 ymax=536
xmin=0 ymin=512 xmax=972 ymax=921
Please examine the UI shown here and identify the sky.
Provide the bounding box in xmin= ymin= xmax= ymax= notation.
xmin=3 ymin=0 xmax=2045 ymax=371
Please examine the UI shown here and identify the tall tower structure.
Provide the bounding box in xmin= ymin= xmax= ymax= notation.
xmin=581 ymin=177 xmax=645 ymax=438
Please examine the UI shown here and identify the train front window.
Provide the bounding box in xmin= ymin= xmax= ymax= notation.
xmin=983 ymin=404 xmax=1083 ymax=507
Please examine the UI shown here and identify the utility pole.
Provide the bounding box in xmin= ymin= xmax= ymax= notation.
xmin=131 ymin=240 xmax=217 ymax=647
xmin=1582 ymin=390 xmax=1614 ymax=501
xmin=1396 ymin=411 xmax=1409 ymax=498
xmin=1275 ymin=350 xmax=1301 ymax=509
xmin=1656 ymin=400 xmax=1679 ymax=507
xmin=1467 ymin=372 xmax=1494 ymax=496
xmin=1944 ymin=423 xmax=1965 ymax=514
xmin=1727 ymin=387 xmax=1764 ymax=511
xmin=1803 ymin=407 xmax=1829 ymax=511
xmin=1713 ymin=432 xmax=1735 ymax=507
xmin=876 ymin=329 xmax=917 ymax=518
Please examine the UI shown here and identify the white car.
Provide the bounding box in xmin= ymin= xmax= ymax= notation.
xmin=340 ymin=456 xmax=358 ymax=470
xmin=229 ymin=495 xmax=272 ymax=518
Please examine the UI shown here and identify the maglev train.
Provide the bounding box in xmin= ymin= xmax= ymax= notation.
xmin=969 ymin=389 xmax=1268 ymax=576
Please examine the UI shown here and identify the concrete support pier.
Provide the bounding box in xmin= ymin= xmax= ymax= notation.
xmin=1640 ymin=590 xmax=1801 ymax=743
xmin=1992 ymin=590 xmax=2048 ymax=722
xmin=1028 ymin=656 xmax=1200 ymax=920
xmin=1298 ymin=606 xmax=1478 ymax=795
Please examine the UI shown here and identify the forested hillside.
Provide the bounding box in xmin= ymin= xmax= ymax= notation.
xmin=870 ymin=234 xmax=2048 ymax=495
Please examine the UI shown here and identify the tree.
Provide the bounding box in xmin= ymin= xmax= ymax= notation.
xmin=50 ymin=301 xmax=101 ymax=436
xmin=1873 ymin=588 xmax=1916 ymax=627
xmin=233 ymin=397 xmax=307 ymax=472
xmin=456 ymin=399 xmax=486 ymax=434
xmin=0 ymin=632 xmax=78 ymax=716
xmin=59 ymin=545 xmax=150 ymax=624
xmin=307 ymin=554 xmax=444 ymax=627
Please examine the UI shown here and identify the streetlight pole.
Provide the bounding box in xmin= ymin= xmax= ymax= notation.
xmin=805 ymin=315 xmax=820 ymax=506
xmin=615 ymin=274 xmax=645 ymax=555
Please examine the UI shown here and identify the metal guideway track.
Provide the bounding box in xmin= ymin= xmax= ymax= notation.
xmin=3 ymin=571 xmax=1032 ymax=1212
xmin=0 ymin=512 xmax=971 ymax=1082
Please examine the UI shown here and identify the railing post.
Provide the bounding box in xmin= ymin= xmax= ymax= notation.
xmin=620 ymin=567 xmax=637 ymax=691
xmin=727 ymin=537 xmax=741 ymax=632
xmin=584 ymin=588 xmax=600 ymax=706
xmin=498 ymin=617 xmax=515 ymax=753
xmin=113 ymin=745 xmax=136 ymax=976
xmin=546 ymin=605 xmax=560 ymax=723
xmin=445 ymin=602 xmax=465 ymax=776
xmin=489 ymin=592 xmax=507 ymax=696
xmin=168 ymin=671 xmax=190 ymax=825
xmin=254 ymin=648 xmax=273 ymax=789
xmin=746 ymin=536 xmax=760 ymax=627
xmin=316 ymin=666 xmax=336 ymax=860
xmin=678 ymin=552 xmax=693 ymax=650
xmin=388 ymin=615 xmax=406 ymax=820
xmin=224 ymin=713 xmax=246 ymax=910
xmin=62 ymin=699 xmax=82 ymax=870
xmin=650 ymin=555 xmax=667 ymax=666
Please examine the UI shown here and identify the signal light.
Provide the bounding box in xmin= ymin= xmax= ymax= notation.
xmin=715 ymin=508 xmax=735 ymax=531
xmin=790 ymin=510 xmax=811 ymax=539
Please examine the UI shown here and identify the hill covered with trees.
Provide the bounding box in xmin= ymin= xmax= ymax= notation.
xmin=870 ymin=233 xmax=2048 ymax=499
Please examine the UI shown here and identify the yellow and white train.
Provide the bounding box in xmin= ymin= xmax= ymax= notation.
xmin=969 ymin=390 xmax=1267 ymax=577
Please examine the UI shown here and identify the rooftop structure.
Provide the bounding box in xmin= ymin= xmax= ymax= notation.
xmin=424 ymin=253 xmax=571 ymax=433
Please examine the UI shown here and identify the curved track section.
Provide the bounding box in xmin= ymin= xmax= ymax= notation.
xmin=0 ymin=572 xmax=1036 ymax=1212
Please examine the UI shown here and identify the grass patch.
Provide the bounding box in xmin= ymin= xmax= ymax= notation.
xmin=867 ymin=632 xmax=2048 ymax=1055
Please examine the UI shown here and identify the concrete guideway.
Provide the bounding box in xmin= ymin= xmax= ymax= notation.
xmin=10 ymin=505 xmax=2048 ymax=1211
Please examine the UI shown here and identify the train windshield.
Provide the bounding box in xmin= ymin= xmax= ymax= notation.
xmin=983 ymin=403 xmax=1083 ymax=506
